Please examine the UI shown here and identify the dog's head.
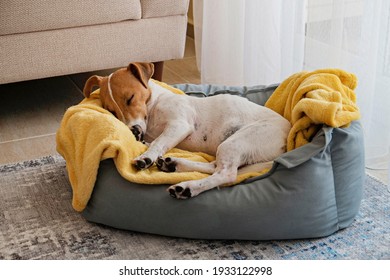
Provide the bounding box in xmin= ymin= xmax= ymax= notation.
xmin=83 ymin=62 xmax=154 ymax=141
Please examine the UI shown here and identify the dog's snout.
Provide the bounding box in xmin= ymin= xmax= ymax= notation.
xmin=131 ymin=125 xmax=144 ymax=142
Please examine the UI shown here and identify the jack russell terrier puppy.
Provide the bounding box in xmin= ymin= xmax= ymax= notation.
xmin=83 ymin=62 xmax=291 ymax=199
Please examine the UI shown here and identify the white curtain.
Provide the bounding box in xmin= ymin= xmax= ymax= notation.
xmin=304 ymin=0 xmax=390 ymax=173
xmin=194 ymin=0 xmax=390 ymax=177
xmin=193 ymin=0 xmax=306 ymax=86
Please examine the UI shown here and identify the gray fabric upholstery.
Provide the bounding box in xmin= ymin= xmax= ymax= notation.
xmin=81 ymin=84 xmax=365 ymax=240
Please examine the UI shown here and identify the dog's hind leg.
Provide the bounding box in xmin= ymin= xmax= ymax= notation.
xmin=166 ymin=138 xmax=243 ymax=199
xmin=167 ymin=163 xmax=239 ymax=199
xmin=156 ymin=157 xmax=216 ymax=174
xmin=237 ymin=161 xmax=273 ymax=175
xmin=166 ymin=120 xmax=288 ymax=199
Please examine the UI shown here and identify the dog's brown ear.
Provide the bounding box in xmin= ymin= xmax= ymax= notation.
xmin=83 ymin=75 xmax=103 ymax=98
xmin=128 ymin=62 xmax=154 ymax=88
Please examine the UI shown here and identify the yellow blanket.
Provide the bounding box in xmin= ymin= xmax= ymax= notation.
xmin=56 ymin=82 xmax=265 ymax=212
xmin=265 ymin=69 xmax=360 ymax=151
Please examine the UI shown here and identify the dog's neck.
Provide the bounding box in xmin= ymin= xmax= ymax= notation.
xmin=146 ymin=80 xmax=174 ymax=111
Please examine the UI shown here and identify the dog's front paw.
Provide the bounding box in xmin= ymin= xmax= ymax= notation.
xmin=133 ymin=157 xmax=153 ymax=170
xmin=156 ymin=157 xmax=177 ymax=172
xmin=167 ymin=185 xmax=192 ymax=199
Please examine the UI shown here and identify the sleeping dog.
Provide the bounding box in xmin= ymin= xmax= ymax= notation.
xmin=83 ymin=62 xmax=291 ymax=199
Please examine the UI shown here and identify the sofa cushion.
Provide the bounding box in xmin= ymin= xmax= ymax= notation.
xmin=0 ymin=15 xmax=187 ymax=84
xmin=141 ymin=0 xmax=189 ymax=18
xmin=0 ymin=0 xmax=142 ymax=36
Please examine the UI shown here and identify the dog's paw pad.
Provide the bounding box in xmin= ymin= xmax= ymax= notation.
xmin=156 ymin=157 xmax=164 ymax=167
xmin=144 ymin=158 xmax=152 ymax=166
xmin=168 ymin=185 xmax=192 ymax=199
xmin=181 ymin=188 xmax=192 ymax=198
xmin=134 ymin=157 xmax=153 ymax=170
xmin=156 ymin=157 xmax=177 ymax=172
xmin=169 ymin=188 xmax=177 ymax=198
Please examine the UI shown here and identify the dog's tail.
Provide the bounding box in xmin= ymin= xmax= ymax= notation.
xmin=237 ymin=161 xmax=273 ymax=175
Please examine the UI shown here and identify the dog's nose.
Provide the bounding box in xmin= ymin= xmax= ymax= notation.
xmin=130 ymin=125 xmax=144 ymax=142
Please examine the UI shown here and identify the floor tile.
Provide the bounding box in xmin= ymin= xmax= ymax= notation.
xmin=162 ymin=66 xmax=190 ymax=84
xmin=0 ymin=76 xmax=83 ymax=143
xmin=184 ymin=37 xmax=196 ymax=58
xmin=0 ymin=134 xmax=57 ymax=165
xmin=165 ymin=57 xmax=200 ymax=84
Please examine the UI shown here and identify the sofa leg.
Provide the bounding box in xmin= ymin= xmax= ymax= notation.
xmin=152 ymin=61 xmax=164 ymax=81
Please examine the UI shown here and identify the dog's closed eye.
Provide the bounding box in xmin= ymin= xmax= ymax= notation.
xmin=127 ymin=95 xmax=134 ymax=106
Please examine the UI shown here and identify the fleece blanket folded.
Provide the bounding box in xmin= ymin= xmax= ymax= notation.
xmin=265 ymin=69 xmax=360 ymax=151
xmin=56 ymin=82 xmax=266 ymax=212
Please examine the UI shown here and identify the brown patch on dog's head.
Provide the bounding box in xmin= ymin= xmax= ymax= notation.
xmin=128 ymin=62 xmax=154 ymax=89
xmin=83 ymin=62 xmax=155 ymax=136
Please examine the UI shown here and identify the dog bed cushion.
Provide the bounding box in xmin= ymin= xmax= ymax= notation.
xmin=81 ymin=83 xmax=365 ymax=240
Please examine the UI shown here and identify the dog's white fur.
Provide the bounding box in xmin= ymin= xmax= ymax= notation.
xmin=133 ymin=82 xmax=291 ymax=199
xmin=84 ymin=63 xmax=291 ymax=199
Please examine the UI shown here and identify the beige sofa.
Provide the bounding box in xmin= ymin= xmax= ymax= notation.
xmin=0 ymin=0 xmax=189 ymax=84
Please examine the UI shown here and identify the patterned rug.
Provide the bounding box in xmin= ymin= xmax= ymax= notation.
xmin=0 ymin=155 xmax=389 ymax=260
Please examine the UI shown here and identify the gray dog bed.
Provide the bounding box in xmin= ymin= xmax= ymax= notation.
xmin=81 ymin=84 xmax=365 ymax=240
